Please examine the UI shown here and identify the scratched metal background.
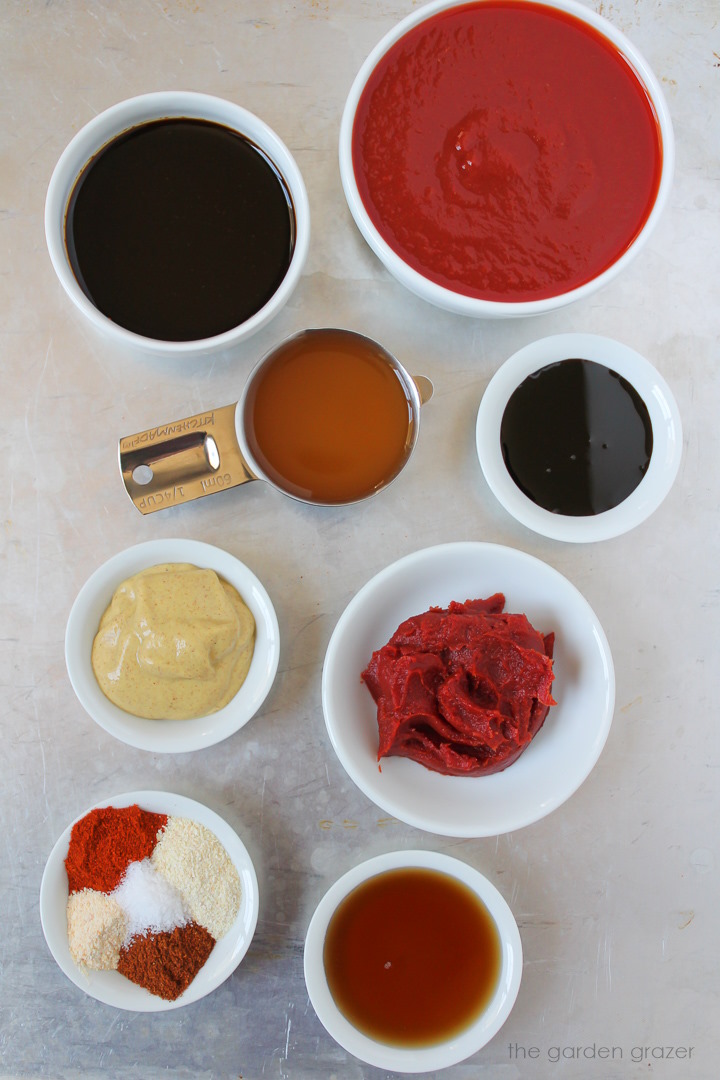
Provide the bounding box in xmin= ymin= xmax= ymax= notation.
xmin=1 ymin=1 xmax=717 ymax=1078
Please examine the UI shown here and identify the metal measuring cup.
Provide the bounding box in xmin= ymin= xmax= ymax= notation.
xmin=119 ymin=329 xmax=433 ymax=514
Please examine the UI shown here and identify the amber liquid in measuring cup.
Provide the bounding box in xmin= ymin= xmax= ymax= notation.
xmin=241 ymin=329 xmax=416 ymax=504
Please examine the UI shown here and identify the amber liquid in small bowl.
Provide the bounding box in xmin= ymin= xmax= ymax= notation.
xmin=323 ymin=867 xmax=502 ymax=1047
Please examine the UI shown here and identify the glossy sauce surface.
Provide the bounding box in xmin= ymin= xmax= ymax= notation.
xmin=352 ymin=1 xmax=662 ymax=301
xmin=242 ymin=330 xmax=415 ymax=504
xmin=65 ymin=118 xmax=295 ymax=341
xmin=323 ymin=867 xmax=501 ymax=1047
xmin=500 ymin=358 xmax=654 ymax=515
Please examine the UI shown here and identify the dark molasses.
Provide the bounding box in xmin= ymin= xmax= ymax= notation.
xmin=65 ymin=117 xmax=295 ymax=341
xmin=500 ymin=358 xmax=653 ymax=516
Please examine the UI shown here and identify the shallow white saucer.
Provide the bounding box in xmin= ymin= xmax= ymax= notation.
xmin=476 ymin=333 xmax=683 ymax=542
xmin=322 ymin=542 xmax=614 ymax=836
xmin=39 ymin=790 xmax=259 ymax=1011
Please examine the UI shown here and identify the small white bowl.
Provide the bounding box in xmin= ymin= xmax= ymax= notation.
xmin=476 ymin=333 xmax=683 ymax=542
xmin=40 ymin=790 xmax=260 ymax=1011
xmin=322 ymin=542 xmax=614 ymax=837
xmin=339 ymin=0 xmax=674 ymax=318
xmin=45 ymin=91 xmax=310 ymax=358
xmin=304 ymin=850 xmax=522 ymax=1072
xmin=65 ymin=539 xmax=280 ymax=752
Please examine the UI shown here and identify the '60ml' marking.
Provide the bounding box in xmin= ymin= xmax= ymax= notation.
xmin=201 ymin=473 xmax=233 ymax=493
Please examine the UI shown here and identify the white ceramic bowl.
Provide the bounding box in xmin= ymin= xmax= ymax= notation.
xmin=322 ymin=542 xmax=614 ymax=836
xmin=476 ymin=333 xmax=683 ymax=542
xmin=304 ymin=850 xmax=522 ymax=1072
xmin=339 ymin=0 xmax=674 ymax=318
xmin=65 ymin=539 xmax=280 ymax=752
xmin=40 ymin=790 xmax=260 ymax=1011
xmin=45 ymin=91 xmax=310 ymax=358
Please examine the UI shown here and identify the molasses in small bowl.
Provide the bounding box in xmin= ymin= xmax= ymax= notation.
xmin=46 ymin=91 xmax=310 ymax=358
xmin=476 ymin=333 xmax=683 ymax=542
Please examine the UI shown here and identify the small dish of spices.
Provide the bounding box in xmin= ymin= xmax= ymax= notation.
xmin=304 ymin=849 xmax=522 ymax=1072
xmin=476 ymin=334 xmax=683 ymax=542
xmin=40 ymin=790 xmax=259 ymax=1011
xmin=65 ymin=538 xmax=280 ymax=752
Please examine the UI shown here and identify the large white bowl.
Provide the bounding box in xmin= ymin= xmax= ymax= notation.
xmin=476 ymin=334 xmax=683 ymax=542
xmin=39 ymin=790 xmax=260 ymax=1011
xmin=322 ymin=542 xmax=614 ymax=836
xmin=339 ymin=0 xmax=674 ymax=318
xmin=304 ymin=850 xmax=522 ymax=1072
xmin=65 ymin=539 xmax=280 ymax=752
xmin=45 ymin=91 xmax=310 ymax=358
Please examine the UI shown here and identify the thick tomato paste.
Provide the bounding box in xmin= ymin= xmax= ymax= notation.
xmin=352 ymin=1 xmax=663 ymax=301
xmin=362 ymin=595 xmax=555 ymax=775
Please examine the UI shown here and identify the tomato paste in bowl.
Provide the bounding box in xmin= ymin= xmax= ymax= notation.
xmin=362 ymin=595 xmax=556 ymax=776
xmin=339 ymin=0 xmax=674 ymax=317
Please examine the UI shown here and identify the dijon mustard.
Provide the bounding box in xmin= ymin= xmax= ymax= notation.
xmin=91 ymin=563 xmax=255 ymax=720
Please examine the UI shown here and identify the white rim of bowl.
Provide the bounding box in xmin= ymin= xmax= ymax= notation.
xmin=338 ymin=0 xmax=675 ymax=318
xmin=65 ymin=539 xmax=280 ymax=752
xmin=304 ymin=850 xmax=522 ymax=1073
xmin=321 ymin=540 xmax=615 ymax=836
xmin=39 ymin=789 xmax=260 ymax=1011
xmin=45 ymin=91 xmax=310 ymax=356
xmin=476 ymin=333 xmax=683 ymax=542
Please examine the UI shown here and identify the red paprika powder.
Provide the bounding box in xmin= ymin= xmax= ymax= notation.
xmin=65 ymin=804 xmax=167 ymax=894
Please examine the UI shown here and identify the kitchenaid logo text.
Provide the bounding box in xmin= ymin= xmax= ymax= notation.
xmin=120 ymin=413 xmax=216 ymax=450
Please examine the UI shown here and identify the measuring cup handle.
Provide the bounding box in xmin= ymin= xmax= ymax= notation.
xmin=118 ymin=402 xmax=256 ymax=515
xmin=413 ymin=375 xmax=434 ymax=405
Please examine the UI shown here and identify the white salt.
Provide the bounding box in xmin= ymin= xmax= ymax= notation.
xmin=111 ymin=857 xmax=189 ymax=945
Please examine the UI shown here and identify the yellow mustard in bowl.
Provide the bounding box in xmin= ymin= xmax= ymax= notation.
xmin=91 ymin=563 xmax=255 ymax=720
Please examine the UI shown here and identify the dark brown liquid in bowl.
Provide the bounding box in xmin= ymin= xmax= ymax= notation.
xmin=500 ymin=357 xmax=653 ymax=515
xmin=65 ymin=118 xmax=295 ymax=341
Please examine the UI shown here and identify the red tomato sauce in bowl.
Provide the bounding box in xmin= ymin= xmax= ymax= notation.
xmin=350 ymin=0 xmax=664 ymax=303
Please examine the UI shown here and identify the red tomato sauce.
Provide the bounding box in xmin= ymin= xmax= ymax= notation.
xmin=351 ymin=1 xmax=663 ymax=301
xmin=362 ymin=595 xmax=556 ymax=776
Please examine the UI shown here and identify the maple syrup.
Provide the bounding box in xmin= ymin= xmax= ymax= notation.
xmin=323 ymin=867 xmax=501 ymax=1047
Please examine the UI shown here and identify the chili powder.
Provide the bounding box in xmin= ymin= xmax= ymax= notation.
xmin=65 ymin=804 xmax=167 ymax=894
xmin=117 ymin=921 xmax=215 ymax=1000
